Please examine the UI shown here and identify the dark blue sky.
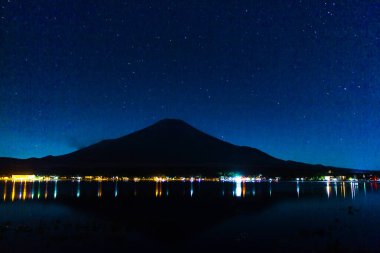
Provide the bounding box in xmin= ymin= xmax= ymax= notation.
xmin=1 ymin=0 xmax=379 ymax=170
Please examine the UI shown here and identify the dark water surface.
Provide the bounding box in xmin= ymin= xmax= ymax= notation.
xmin=0 ymin=181 xmax=379 ymax=253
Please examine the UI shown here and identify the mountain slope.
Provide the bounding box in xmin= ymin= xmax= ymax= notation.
xmin=0 ymin=119 xmax=358 ymax=176
xmin=60 ymin=119 xmax=279 ymax=165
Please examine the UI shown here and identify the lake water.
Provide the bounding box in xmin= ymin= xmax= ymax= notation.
xmin=0 ymin=181 xmax=379 ymax=252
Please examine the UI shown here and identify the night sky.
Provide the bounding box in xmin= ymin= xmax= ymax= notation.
xmin=1 ymin=1 xmax=379 ymax=170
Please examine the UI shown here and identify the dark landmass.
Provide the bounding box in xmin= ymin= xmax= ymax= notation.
xmin=0 ymin=119 xmax=370 ymax=177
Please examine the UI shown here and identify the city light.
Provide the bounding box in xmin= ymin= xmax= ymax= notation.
xmin=0 ymin=173 xmax=377 ymax=202
xmin=12 ymin=175 xmax=36 ymax=181
xmin=0 ymin=174 xmax=374 ymax=184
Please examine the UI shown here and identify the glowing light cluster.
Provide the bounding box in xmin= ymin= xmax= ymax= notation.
xmin=220 ymin=175 xmax=275 ymax=183
xmin=11 ymin=175 xmax=36 ymax=181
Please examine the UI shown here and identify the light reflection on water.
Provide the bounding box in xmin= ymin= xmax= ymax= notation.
xmin=44 ymin=181 xmax=48 ymax=199
xmin=0 ymin=181 xmax=379 ymax=201
xmin=18 ymin=181 xmax=22 ymax=200
xmin=326 ymin=182 xmax=330 ymax=198
xmin=23 ymin=181 xmax=27 ymax=200
xmin=341 ymin=182 xmax=346 ymax=198
xmin=3 ymin=181 xmax=7 ymax=201
xmin=37 ymin=181 xmax=41 ymax=199
xmin=54 ymin=180 xmax=58 ymax=199
xmin=350 ymin=182 xmax=359 ymax=199
xmin=97 ymin=181 xmax=102 ymax=198
xmin=296 ymin=182 xmax=300 ymax=198
xmin=76 ymin=180 xmax=80 ymax=198
xmin=31 ymin=181 xmax=35 ymax=199
xmin=11 ymin=181 xmax=15 ymax=202
xmin=166 ymin=183 xmax=169 ymax=196
xmin=235 ymin=181 xmax=242 ymax=197
xmin=155 ymin=181 xmax=163 ymax=197
xmin=269 ymin=183 xmax=272 ymax=197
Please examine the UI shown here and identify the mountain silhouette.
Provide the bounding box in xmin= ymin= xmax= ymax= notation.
xmin=0 ymin=119 xmax=360 ymax=176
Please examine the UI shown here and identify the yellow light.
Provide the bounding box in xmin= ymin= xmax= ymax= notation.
xmin=343 ymin=182 xmax=346 ymax=198
xmin=3 ymin=181 xmax=7 ymax=201
xmin=45 ymin=181 xmax=48 ymax=199
xmin=11 ymin=181 xmax=15 ymax=202
xmin=23 ymin=181 xmax=27 ymax=200
xmin=97 ymin=182 xmax=102 ymax=197
xmin=12 ymin=175 xmax=36 ymax=181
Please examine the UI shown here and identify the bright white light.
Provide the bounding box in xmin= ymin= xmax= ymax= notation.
xmin=235 ymin=182 xmax=242 ymax=197
xmin=234 ymin=176 xmax=242 ymax=184
xmin=326 ymin=182 xmax=330 ymax=198
xmin=232 ymin=176 xmax=243 ymax=197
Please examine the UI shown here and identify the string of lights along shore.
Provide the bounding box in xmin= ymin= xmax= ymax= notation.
xmin=1 ymin=1 xmax=379 ymax=170
xmin=1 ymin=174 xmax=372 ymax=201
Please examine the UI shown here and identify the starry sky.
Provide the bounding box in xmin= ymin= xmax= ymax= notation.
xmin=1 ymin=0 xmax=379 ymax=170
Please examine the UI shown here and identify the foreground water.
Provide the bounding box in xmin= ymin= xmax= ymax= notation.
xmin=0 ymin=181 xmax=379 ymax=252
